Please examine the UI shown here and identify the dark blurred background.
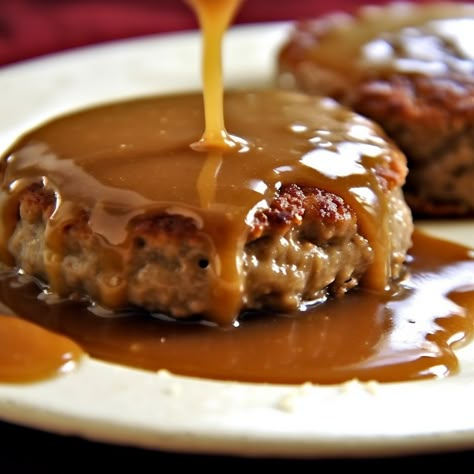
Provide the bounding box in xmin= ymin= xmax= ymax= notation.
xmin=0 ymin=0 xmax=440 ymax=67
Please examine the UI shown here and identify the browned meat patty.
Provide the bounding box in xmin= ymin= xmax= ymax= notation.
xmin=8 ymin=181 xmax=411 ymax=319
xmin=0 ymin=89 xmax=413 ymax=325
xmin=277 ymin=2 xmax=474 ymax=217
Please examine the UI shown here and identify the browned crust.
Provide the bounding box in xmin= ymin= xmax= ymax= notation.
xmin=348 ymin=74 xmax=474 ymax=163
xmin=350 ymin=74 xmax=474 ymax=216
xmin=18 ymin=181 xmax=358 ymax=246
xmin=251 ymin=183 xmax=356 ymax=244
xmin=17 ymin=182 xmax=55 ymax=223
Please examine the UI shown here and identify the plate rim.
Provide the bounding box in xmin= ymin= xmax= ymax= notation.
xmin=0 ymin=21 xmax=474 ymax=458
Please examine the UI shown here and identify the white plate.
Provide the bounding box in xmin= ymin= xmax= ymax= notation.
xmin=0 ymin=22 xmax=474 ymax=459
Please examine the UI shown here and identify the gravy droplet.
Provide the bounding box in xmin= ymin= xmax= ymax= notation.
xmin=0 ymin=314 xmax=84 ymax=383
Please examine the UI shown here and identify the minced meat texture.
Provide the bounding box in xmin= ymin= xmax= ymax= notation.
xmin=7 ymin=180 xmax=412 ymax=319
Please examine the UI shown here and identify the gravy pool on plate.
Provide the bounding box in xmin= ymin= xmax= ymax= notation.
xmin=0 ymin=0 xmax=473 ymax=385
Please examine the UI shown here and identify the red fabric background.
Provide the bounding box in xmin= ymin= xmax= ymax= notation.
xmin=0 ymin=0 xmax=456 ymax=67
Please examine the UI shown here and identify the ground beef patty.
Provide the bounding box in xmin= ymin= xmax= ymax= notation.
xmin=0 ymin=90 xmax=413 ymax=326
xmin=7 ymin=181 xmax=411 ymax=319
xmin=277 ymin=2 xmax=474 ymax=217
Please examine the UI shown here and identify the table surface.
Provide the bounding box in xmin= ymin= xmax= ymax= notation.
xmin=1 ymin=0 xmax=474 ymax=469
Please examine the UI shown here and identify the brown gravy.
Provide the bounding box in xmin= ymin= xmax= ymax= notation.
xmin=0 ymin=229 xmax=473 ymax=385
xmin=0 ymin=89 xmax=402 ymax=325
xmin=0 ymin=0 xmax=473 ymax=386
xmin=0 ymin=313 xmax=83 ymax=383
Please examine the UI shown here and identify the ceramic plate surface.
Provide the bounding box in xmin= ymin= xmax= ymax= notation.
xmin=0 ymin=22 xmax=473 ymax=459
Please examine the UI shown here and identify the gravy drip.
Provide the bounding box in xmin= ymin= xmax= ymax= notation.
xmin=186 ymin=0 xmax=244 ymax=151
xmin=0 ymin=230 xmax=473 ymax=385
xmin=0 ymin=90 xmax=401 ymax=325
xmin=0 ymin=313 xmax=83 ymax=383
xmin=297 ymin=3 xmax=474 ymax=79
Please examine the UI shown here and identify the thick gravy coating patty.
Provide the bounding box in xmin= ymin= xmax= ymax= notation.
xmin=0 ymin=90 xmax=413 ymax=326
xmin=277 ymin=2 xmax=474 ymax=217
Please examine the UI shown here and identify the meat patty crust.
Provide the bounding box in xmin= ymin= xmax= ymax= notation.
xmin=277 ymin=2 xmax=474 ymax=216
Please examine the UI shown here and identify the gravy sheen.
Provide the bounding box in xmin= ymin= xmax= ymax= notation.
xmin=297 ymin=3 xmax=474 ymax=79
xmin=0 ymin=0 xmax=473 ymax=386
